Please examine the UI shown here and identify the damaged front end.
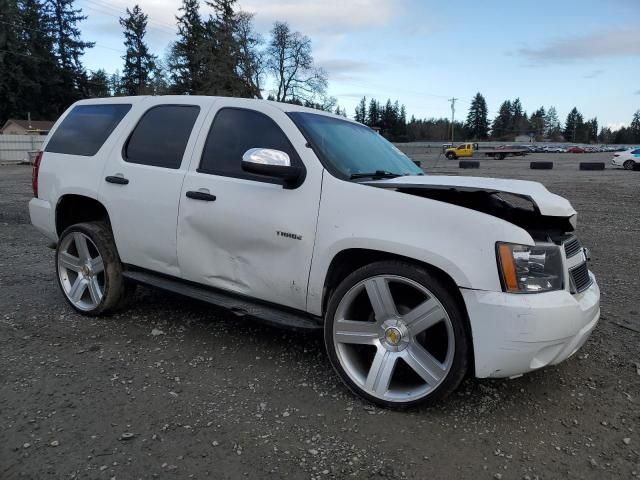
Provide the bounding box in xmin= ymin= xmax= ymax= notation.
xmin=363 ymin=175 xmax=576 ymax=241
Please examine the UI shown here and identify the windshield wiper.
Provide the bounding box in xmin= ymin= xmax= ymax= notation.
xmin=350 ymin=170 xmax=403 ymax=180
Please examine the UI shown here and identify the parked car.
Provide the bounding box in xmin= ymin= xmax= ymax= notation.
xmin=611 ymin=148 xmax=640 ymax=170
xmin=29 ymin=96 xmax=600 ymax=408
xmin=567 ymin=146 xmax=585 ymax=153
xmin=544 ymin=146 xmax=566 ymax=153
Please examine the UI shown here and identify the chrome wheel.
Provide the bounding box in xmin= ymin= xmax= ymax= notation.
xmin=623 ymin=160 xmax=635 ymax=170
xmin=332 ymin=275 xmax=455 ymax=403
xmin=57 ymin=232 xmax=105 ymax=311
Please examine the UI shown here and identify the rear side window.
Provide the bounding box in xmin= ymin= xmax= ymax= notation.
xmin=46 ymin=104 xmax=131 ymax=156
xmin=199 ymin=108 xmax=301 ymax=181
xmin=124 ymin=105 xmax=200 ymax=169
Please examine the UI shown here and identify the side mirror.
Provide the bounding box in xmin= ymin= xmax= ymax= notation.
xmin=241 ymin=148 xmax=303 ymax=188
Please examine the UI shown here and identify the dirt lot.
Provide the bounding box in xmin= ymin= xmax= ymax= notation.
xmin=1 ymin=152 xmax=639 ymax=479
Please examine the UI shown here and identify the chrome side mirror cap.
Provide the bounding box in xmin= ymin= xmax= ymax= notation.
xmin=242 ymin=148 xmax=291 ymax=167
xmin=241 ymin=148 xmax=303 ymax=188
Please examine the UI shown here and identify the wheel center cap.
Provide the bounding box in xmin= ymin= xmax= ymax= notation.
xmin=385 ymin=327 xmax=402 ymax=346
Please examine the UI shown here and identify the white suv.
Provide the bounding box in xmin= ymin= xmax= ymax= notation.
xmin=29 ymin=96 xmax=600 ymax=408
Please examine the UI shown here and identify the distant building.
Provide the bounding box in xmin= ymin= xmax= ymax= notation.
xmin=514 ymin=134 xmax=534 ymax=143
xmin=1 ymin=118 xmax=54 ymax=135
xmin=513 ymin=134 xmax=536 ymax=143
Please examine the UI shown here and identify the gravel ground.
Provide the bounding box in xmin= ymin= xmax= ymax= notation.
xmin=1 ymin=152 xmax=639 ymax=480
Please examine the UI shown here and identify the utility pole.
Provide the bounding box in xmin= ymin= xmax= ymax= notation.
xmin=449 ymin=97 xmax=458 ymax=144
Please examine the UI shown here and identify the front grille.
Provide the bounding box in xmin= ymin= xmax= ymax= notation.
xmin=570 ymin=262 xmax=592 ymax=293
xmin=564 ymin=236 xmax=582 ymax=258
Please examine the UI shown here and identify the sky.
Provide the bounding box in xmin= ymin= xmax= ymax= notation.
xmin=77 ymin=0 xmax=640 ymax=129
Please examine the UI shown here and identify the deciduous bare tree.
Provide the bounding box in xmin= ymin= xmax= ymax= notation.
xmin=266 ymin=21 xmax=326 ymax=103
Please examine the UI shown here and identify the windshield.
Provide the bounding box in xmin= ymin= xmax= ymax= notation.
xmin=288 ymin=112 xmax=423 ymax=179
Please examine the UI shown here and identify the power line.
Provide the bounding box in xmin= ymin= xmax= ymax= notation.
xmin=0 ymin=19 xmax=123 ymax=53
xmin=80 ymin=0 xmax=177 ymax=35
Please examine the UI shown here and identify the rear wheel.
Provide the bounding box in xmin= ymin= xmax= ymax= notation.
xmin=324 ymin=261 xmax=469 ymax=409
xmin=445 ymin=152 xmax=456 ymax=160
xmin=56 ymin=222 xmax=134 ymax=315
xmin=623 ymin=160 xmax=635 ymax=170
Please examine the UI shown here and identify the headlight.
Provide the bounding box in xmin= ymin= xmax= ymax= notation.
xmin=496 ymin=242 xmax=563 ymax=293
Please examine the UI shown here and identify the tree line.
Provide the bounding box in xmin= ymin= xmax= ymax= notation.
xmin=351 ymin=92 xmax=639 ymax=144
xmin=0 ymin=0 xmax=338 ymax=123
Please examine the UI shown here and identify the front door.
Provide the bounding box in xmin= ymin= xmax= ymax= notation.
xmin=100 ymin=99 xmax=209 ymax=276
xmin=177 ymin=100 xmax=323 ymax=311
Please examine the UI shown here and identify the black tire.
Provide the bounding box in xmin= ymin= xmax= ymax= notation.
xmin=579 ymin=162 xmax=605 ymax=171
xmin=497 ymin=152 xmax=506 ymax=160
xmin=623 ymin=160 xmax=635 ymax=171
xmin=459 ymin=160 xmax=479 ymax=169
xmin=324 ymin=261 xmax=469 ymax=409
xmin=55 ymin=222 xmax=135 ymax=316
xmin=445 ymin=152 xmax=456 ymax=160
xmin=530 ymin=161 xmax=553 ymax=170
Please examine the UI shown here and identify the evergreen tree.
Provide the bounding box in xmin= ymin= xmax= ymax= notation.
xmin=16 ymin=0 xmax=61 ymax=119
xmin=598 ymin=127 xmax=613 ymax=144
xmin=45 ymin=0 xmax=93 ymax=99
xmin=529 ymin=107 xmax=546 ymax=140
xmin=119 ymin=5 xmax=156 ymax=95
xmin=366 ymin=98 xmax=379 ymax=127
xmin=585 ymin=117 xmax=598 ymax=143
xmin=630 ymin=110 xmax=640 ymax=142
xmin=491 ymin=100 xmax=512 ymax=140
xmin=564 ymin=107 xmax=585 ymax=143
xmin=510 ymin=98 xmax=530 ymax=136
xmin=109 ymin=70 xmax=123 ymax=96
xmin=87 ymin=69 xmax=110 ymax=97
xmin=354 ymin=96 xmax=367 ymax=123
xmin=168 ymin=0 xmax=205 ymax=94
xmin=464 ymin=92 xmax=489 ymax=139
xmin=202 ymin=0 xmax=248 ymax=96
xmin=0 ymin=0 xmax=29 ymax=122
xmin=544 ymin=106 xmax=562 ymax=140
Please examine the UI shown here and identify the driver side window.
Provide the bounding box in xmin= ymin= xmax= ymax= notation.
xmin=198 ymin=107 xmax=302 ymax=183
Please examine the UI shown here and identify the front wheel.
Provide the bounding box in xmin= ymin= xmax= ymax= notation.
xmin=623 ymin=160 xmax=635 ymax=170
xmin=324 ymin=261 xmax=469 ymax=409
xmin=55 ymin=222 xmax=134 ymax=315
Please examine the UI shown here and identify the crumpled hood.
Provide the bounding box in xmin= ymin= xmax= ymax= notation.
xmin=365 ymin=175 xmax=576 ymax=218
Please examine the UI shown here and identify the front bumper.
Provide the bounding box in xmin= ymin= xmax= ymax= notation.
xmin=461 ymin=273 xmax=600 ymax=378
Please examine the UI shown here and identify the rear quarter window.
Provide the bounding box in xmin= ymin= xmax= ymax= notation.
xmin=45 ymin=104 xmax=132 ymax=156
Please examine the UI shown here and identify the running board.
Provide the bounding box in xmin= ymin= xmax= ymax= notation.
xmin=122 ymin=270 xmax=322 ymax=332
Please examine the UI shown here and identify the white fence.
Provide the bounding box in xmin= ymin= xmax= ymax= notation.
xmin=0 ymin=134 xmax=46 ymax=163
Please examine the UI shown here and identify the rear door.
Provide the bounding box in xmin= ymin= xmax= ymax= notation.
xmin=99 ymin=98 xmax=211 ymax=276
xmin=177 ymin=100 xmax=323 ymax=310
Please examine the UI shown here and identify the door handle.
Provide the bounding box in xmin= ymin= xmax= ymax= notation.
xmin=105 ymin=175 xmax=129 ymax=185
xmin=186 ymin=191 xmax=216 ymax=201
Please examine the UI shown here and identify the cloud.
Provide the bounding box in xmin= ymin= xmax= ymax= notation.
xmin=315 ymin=58 xmax=374 ymax=81
xmin=516 ymin=28 xmax=640 ymax=64
xmin=583 ymin=69 xmax=603 ymax=79
xmin=635 ymin=90 xmax=640 ymax=95
xmin=607 ymin=122 xmax=628 ymax=131
xmin=240 ymin=0 xmax=399 ymax=34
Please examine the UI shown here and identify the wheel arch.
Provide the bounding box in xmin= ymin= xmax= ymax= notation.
xmin=321 ymin=247 xmax=475 ymax=375
xmin=56 ymin=194 xmax=111 ymax=237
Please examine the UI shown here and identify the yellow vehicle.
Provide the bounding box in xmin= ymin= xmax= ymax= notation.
xmin=445 ymin=143 xmax=476 ymax=159
xmin=444 ymin=143 xmax=528 ymax=160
